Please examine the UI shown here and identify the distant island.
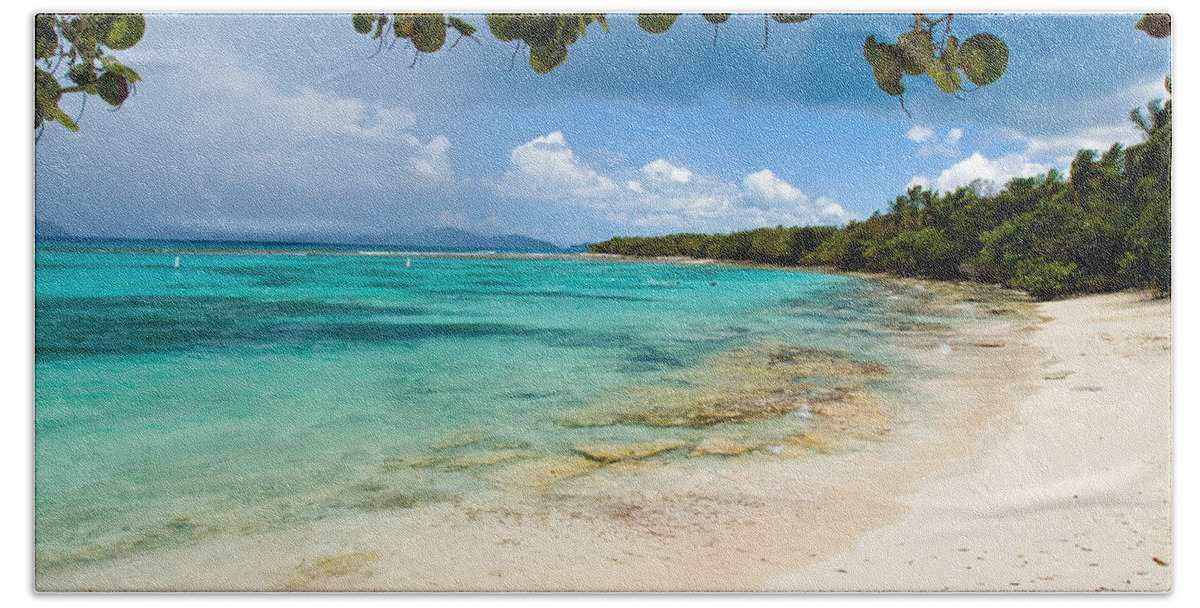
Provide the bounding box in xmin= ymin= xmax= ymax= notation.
xmin=591 ymin=100 xmax=1170 ymax=301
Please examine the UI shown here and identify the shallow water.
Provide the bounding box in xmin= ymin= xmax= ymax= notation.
xmin=34 ymin=244 xmax=949 ymax=574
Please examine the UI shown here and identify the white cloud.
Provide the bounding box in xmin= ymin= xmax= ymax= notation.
xmin=909 ymin=127 xmax=964 ymax=157
xmin=907 ymin=125 xmax=934 ymax=143
xmin=491 ymin=133 xmax=854 ymax=233
xmin=906 ymin=175 xmax=931 ymax=191
xmin=494 ymin=131 xmax=617 ymax=199
xmin=1020 ymin=125 xmax=1144 ymax=164
xmin=186 ymin=65 xmax=453 ymax=194
xmin=743 ymin=169 xmax=807 ymax=203
xmin=945 ymin=128 xmax=963 ymax=146
xmin=931 ymin=152 xmax=1054 ymax=193
xmin=643 ymin=158 xmax=693 ymax=183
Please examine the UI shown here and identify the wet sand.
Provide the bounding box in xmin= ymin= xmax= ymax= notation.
xmin=37 ymin=289 xmax=1170 ymax=592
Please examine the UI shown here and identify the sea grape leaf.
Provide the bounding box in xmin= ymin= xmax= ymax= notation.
xmin=49 ymin=105 xmax=79 ymax=131
xmin=958 ymin=33 xmax=1007 ymax=86
xmin=103 ymin=14 xmax=145 ymax=50
xmin=96 ymin=71 xmax=129 ymax=106
xmin=35 ymin=14 xmax=58 ymax=59
xmin=896 ymin=30 xmax=933 ymax=76
xmin=528 ymin=43 xmax=567 ymax=74
xmin=770 ymin=14 xmax=814 ymax=24
xmin=637 ymin=14 xmax=679 ymax=34
xmin=35 ymin=67 xmax=62 ymax=105
xmin=393 ymin=14 xmax=417 ymax=38
xmin=412 ymin=14 xmax=447 ymax=53
xmin=520 ymin=16 xmax=557 ymax=47
xmin=1135 ymin=13 xmax=1171 ymax=38
xmin=352 ymin=13 xmax=374 ymax=34
xmin=448 ymin=16 xmax=477 ymax=37
xmin=862 ymin=35 xmax=881 ymax=67
xmin=926 ymin=57 xmax=962 ymax=93
xmin=872 ymin=46 xmax=904 ymax=96
xmin=487 ymin=14 xmax=519 ymax=41
xmin=703 ymin=14 xmax=730 ymax=25
xmin=68 ymin=63 xmax=96 ymax=85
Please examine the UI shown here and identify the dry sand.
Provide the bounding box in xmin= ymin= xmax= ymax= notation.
xmin=37 ymin=291 xmax=1171 ymax=592
xmin=765 ymin=291 xmax=1172 ymax=591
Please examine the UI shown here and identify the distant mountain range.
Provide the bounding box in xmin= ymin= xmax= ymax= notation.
xmin=393 ymin=228 xmax=587 ymax=253
xmin=34 ymin=223 xmax=591 ymax=254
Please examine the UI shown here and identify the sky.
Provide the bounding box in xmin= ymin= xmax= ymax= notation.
xmin=33 ymin=11 xmax=1172 ymax=246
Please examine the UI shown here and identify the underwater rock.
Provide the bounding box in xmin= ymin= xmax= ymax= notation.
xmin=408 ymin=457 xmax=442 ymax=469
xmin=440 ymin=449 xmax=541 ymax=471
xmin=572 ymin=440 xmax=690 ymax=463
xmin=687 ymin=439 xmax=758 ymax=457
xmin=428 ymin=431 xmax=489 ymax=450
xmin=767 ymin=346 xmax=886 ymax=376
xmin=482 ymin=455 xmax=602 ymax=489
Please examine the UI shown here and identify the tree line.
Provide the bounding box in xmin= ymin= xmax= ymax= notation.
xmin=590 ymin=98 xmax=1171 ymax=300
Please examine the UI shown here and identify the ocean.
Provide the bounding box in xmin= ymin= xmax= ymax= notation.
xmin=34 ymin=241 xmax=943 ymax=575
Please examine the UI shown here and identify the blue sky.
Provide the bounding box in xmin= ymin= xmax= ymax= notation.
xmin=33 ymin=12 xmax=1172 ymax=246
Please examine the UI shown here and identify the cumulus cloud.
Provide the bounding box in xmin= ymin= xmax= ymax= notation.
xmin=908 ymin=126 xmax=964 ymax=157
xmin=643 ymin=159 xmax=693 ymax=183
xmin=743 ymin=169 xmax=806 ymax=202
xmin=926 ymin=152 xmax=1054 ymax=193
xmin=907 ymin=126 xmax=934 ymax=143
xmin=493 ymin=131 xmax=617 ymax=199
xmin=945 ymin=128 xmax=963 ymax=146
xmin=492 ymin=133 xmax=854 ymax=233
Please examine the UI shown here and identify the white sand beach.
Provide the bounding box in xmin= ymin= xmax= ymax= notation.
xmin=37 ymin=290 xmax=1171 ymax=592
xmin=765 ymin=291 xmax=1172 ymax=591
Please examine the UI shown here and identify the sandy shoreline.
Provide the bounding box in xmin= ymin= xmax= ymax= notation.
xmin=765 ymin=291 xmax=1172 ymax=591
xmin=37 ymin=287 xmax=1171 ymax=592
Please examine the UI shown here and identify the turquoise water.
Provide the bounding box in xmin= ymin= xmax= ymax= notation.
xmin=34 ymin=244 xmax=921 ymax=572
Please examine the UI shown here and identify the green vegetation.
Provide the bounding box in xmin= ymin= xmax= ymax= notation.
xmin=35 ymin=14 xmax=145 ymax=139
xmin=591 ymin=98 xmax=1171 ymax=299
xmin=352 ymin=13 xmax=1010 ymax=112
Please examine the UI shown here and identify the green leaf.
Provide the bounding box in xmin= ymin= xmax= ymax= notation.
xmin=702 ymin=14 xmax=730 ymax=25
xmin=896 ymin=30 xmax=933 ymax=76
xmin=68 ymin=63 xmax=96 ymax=86
xmin=448 ymin=16 xmax=476 ymax=37
xmin=520 ymin=16 xmax=557 ymax=47
xmin=50 ymin=105 xmax=79 ymax=131
xmin=412 ymin=14 xmax=447 ymax=53
xmin=487 ymin=14 xmax=521 ymax=42
xmin=958 ymin=33 xmax=1008 ymax=86
xmin=35 ymin=14 xmax=59 ymax=60
xmin=96 ymin=71 xmax=129 ymax=106
xmin=103 ymin=14 xmax=145 ymax=50
xmin=352 ymin=13 xmax=375 ymax=35
xmin=926 ymin=57 xmax=962 ymax=93
xmin=637 ymin=14 xmax=679 ymax=34
xmin=1135 ymin=14 xmax=1171 ymax=38
xmin=393 ymin=14 xmax=416 ymax=38
xmin=862 ymin=35 xmax=881 ymax=67
xmin=769 ymin=14 xmax=814 ymax=24
xmin=35 ymin=67 xmax=62 ymax=105
xmin=528 ymin=43 xmax=567 ymax=74
xmin=872 ymin=46 xmax=905 ymax=96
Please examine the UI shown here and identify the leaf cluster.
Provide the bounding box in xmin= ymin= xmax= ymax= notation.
xmin=353 ymin=13 xmax=480 ymax=57
xmin=486 ymin=14 xmax=607 ymax=73
xmin=35 ymin=14 xmax=145 ymax=134
xmin=862 ymin=14 xmax=1008 ymax=112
